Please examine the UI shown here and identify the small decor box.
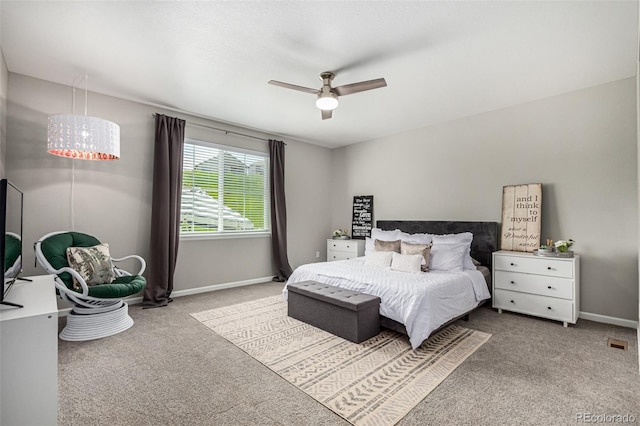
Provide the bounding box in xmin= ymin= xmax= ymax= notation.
xmin=332 ymin=229 xmax=350 ymax=240
xmin=533 ymin=249 xmax=574 ymax=258
xmin=533 ymin=239 xmax=575 ymax=258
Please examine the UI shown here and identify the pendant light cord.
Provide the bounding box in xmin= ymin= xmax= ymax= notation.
xmin=71 ymin=159 xmax=75 ymax=231
xmin=68 ymin=74 xmax=87 ymax=230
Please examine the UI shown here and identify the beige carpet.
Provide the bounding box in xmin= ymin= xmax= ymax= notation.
xmin=191 ymin=295 xmax=491 ymax=426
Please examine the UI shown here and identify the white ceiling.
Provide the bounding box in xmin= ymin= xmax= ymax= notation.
xmin=1 ymin=1 xmax=638 ymax=149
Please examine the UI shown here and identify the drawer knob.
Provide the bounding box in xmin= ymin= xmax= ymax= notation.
xmin=547 ymin=285 xmax=552 ymax=289
xmin=547 ymin=306 xmax=552 ymax=310
xmin=510 ymin=281 xmax=515 ymax=284
xmin=510 ymin=262 xmax=515 ymax=266
xmin=510 ymin=300 xmax=515 ymax=304
xmin=547 ymin=266 xmax=552 ymax=270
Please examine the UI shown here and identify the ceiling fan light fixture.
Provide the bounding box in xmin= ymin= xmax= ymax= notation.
xmin=316 ymin=92 xmax=338 ymax=111
xmin=269 ymin=71 xmax=386 ymax=119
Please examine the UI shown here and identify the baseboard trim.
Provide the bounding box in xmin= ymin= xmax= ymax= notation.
xmin=58 ymin=283 xmax=638 ymax=330
xmin=126 ymin=276 xmax=275 ymax=306
xmin=57 ymin=276 xmax=275 ymax=316
xmin=580 ymin=311 xmax=638 ymax=329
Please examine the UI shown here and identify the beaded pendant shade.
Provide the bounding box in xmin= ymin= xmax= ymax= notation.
xmin=48 ymin=114 xmax=120 ymax=160
xmin=47 ymin=75 xmax=120 ymax=160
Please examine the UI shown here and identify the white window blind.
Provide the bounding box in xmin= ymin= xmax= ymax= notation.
xmin=181 ymin=139 xmax=270 ymax=236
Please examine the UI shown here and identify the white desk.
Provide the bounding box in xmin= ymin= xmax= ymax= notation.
xmin=1 ymin=275 xmax=58 ymax=426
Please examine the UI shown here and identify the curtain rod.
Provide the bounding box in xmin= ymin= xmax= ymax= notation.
xmin=152 ymin=113 xmax=284 ymax=144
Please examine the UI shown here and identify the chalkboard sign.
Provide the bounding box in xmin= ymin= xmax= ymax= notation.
xmin=352 ymin=195 xmax=374 ymax=239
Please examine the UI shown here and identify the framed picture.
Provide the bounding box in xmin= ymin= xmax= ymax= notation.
xmin=500 ymin=184 xmax=542 ymax=252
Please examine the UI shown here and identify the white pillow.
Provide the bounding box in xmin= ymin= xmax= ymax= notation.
xmin=431 ymin=233 xmax=475 ymax=270
xmin=365 ymin=237 xmax=373 ymax=254
xmin=431 ymin=232 xmax=473 ymax=244
xmin=390 ymin=252 xmax=423 ymax=273
xmin=430 ymin=242 xmax=468 ymax=272
xmin=365 ymin=251 xmax=394 ymax=268
xmin=399 ymin=231 xmax=433 ymax=245
xmin=365 ymin=228 xmax=402 ymax=255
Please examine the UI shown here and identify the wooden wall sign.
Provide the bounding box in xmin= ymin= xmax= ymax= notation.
xmin=500 ymin=184 xmax=542 ymax=252
xmin=352 ymin=195 xmax=373 ymax=239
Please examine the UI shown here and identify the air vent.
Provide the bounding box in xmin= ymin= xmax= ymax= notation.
xmin=607 ymin=338 xmax=628 ymax=351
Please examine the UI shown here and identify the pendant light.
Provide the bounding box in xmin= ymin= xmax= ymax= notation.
xmin=47 ymin=75 xmax=120 ymax=160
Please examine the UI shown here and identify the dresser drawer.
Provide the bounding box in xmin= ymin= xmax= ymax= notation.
xmin=327 ymin=239 xmax=364 ymax=261
xmin=494 ymin=271 xmax=573 ymax=299
xmin=327 ymin=240 xmax=359 ymax=254
xmin=494 ymin=289 xmax=574 ymax=323
xmin=494 ymin=254 xmax=573 ymax=278
xmin=328 ymin=251 xmax=358 ymax=261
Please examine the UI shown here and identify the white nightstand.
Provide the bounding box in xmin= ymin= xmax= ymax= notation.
xmin=327 ymin=239 xmax=365 ymax=261
xmin=492 ymin=250 xmax=580 ymax=327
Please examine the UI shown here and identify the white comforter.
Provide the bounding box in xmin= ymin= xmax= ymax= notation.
xmin=283 ymin=257 xmax=491 ymax=349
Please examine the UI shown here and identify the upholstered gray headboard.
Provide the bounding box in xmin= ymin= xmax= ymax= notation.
xmin=376 ymin=220 xmax=499 ymax=268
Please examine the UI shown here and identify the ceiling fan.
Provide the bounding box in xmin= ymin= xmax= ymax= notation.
xmin=268 ymin=72 xmax=387 ymax=120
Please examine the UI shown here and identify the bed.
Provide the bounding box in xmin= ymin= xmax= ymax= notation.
xmin=284 ymin=220 xmax=498 ymax=349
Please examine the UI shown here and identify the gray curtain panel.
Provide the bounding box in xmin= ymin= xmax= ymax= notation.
xmin=143 ymin=114 xmax=186 ymax=308
xmin=269 ymin=139 xmax=293 ymax=281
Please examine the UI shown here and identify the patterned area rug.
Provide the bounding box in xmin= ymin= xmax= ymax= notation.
xmin=191 ymin=295 xmax=491 ymax=426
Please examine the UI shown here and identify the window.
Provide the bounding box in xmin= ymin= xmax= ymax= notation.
xmin=181 ymin=139 xmax=270 ymax=237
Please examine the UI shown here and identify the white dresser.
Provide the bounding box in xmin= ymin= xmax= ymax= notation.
xmin=1 ymin=275 xmax=58 ymax=426
xmin=327 ymin=239 xmax=365 ymax=261
xmin=492 ymin=250 xmax=580 ymax=327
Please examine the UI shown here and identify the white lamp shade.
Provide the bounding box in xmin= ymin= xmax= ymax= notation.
xmin=47 ymin=114 xmax=120 ymax=160
xmin=315 ymin=93 xmax=339 ymax=111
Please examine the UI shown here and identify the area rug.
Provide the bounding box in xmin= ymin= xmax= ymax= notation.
xmin=191 ymin=295 xmax=491 ymax=426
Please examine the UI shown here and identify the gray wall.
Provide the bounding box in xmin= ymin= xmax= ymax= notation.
xmin=0 ymin=49 xmax=7 ymax=178
xmin=332 ymin=78 xmax=638 ymax=322
xmin=637 ymin=49 xmax=640 ymax=369
xmin=6 ymin=71 xmax=638 ymax=323
xmin=5 ymin=73 xmax=333 ymax=292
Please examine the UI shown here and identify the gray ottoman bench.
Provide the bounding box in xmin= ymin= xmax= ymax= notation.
xmin=287 ymin=281 xmax=381 ymax=343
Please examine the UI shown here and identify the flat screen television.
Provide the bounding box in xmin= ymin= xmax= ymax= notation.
xmin=1 ymin=178 xmax=24 ymax=308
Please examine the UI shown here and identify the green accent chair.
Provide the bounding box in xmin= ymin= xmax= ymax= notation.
xmin=4 ymin=232 xmax=21 ymax=277
xmin=34 ymin=231 xmax=146 ymax=341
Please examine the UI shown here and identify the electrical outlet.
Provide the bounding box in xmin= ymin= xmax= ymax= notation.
xmin=315 ymin=251 xmax=320 ymax=258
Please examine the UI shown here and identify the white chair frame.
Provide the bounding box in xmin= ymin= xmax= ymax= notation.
xmin=34 ymin=231 xmax=146 ymax=341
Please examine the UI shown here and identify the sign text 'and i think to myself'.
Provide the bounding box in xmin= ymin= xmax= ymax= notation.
xmin=500 ymin=184 xmax=541 ymax=252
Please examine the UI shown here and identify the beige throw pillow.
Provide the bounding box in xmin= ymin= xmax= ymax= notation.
xmin=401 ymin=241 xmax=432 ymax=272
xmin=374 ymin=239 xmax=401 ymax=253
xmin=66 ymin=244 xmax=116 ymax=289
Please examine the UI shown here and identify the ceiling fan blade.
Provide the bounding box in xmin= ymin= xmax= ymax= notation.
xmin=321 ymin=109 xmax=332 ymax=120
xmin=268 ymin=80 xmax=320 ymax=95
xmin=334 ymin=78 xmax=387 ymax=96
